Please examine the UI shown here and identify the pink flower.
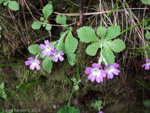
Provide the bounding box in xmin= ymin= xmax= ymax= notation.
xmin=39 ymin=40 xmax=54 ymax=56
xmin=49 ymin=49 xmax=64 ymax=62
xmin=142 ymin=59 xmax=150 ymax=70
xmin=85 ymin=63 xmax=106 ymax=83
xmin=105 ymin=63 xmax=120 ymax=79
xmin=25 ymin=57 xmax=40 ymax=70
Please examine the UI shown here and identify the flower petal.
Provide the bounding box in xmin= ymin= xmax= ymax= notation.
xmin=30 ymin=64 xmax=35 ymax=70
xmin=96 ymin=76 xmax=103 ymax=83
xmin=53 ymin=57 xmax=58 ymax=62
xmin=100 ymin=70 xmax=106 ymax=77
xmin=142 ymin=64 xmax=146 ymax=68
xmin=85 ymin=67 xmax=92 ymax=74
xmin=36 ymin=64 xmax=40 ymax=70
xmin=146 ymin=59 xmax=150 ymax=63
xmin=59 ymin=51 xmax=64 ymax=55
xmin=112 ymin=63 xmax=119 ymax=68
xmin=113 ymin=69 xmax=120 ymax=75
xmin=25 ymin=61 xmax=31 ymax=66
xmin=42 ymin=50 xmax=48 ymax=56
xmin=105 ymin=64 xmax=110 ymax=70
xmin=107 ymin=73 xmax=113 ymax=79
xmin=35 ymin=60 xmax=40 ymax=64
xmin=44 ymin=40 xmax=49 ymax=46
xmin=88 ymin=73 xmax=93 ymax=80
xmin=145 ymin=65 xmax=150 ymax=70
xmin=50 ymin=46 xmax=54 ymax=51
xmin=27 ymin=57 xmax=34 ymax=61
xmin=39 ymin=44 xmax=45 ymax=49
xmin=92 ymin=63 xmax=100 ymax=69
xmin=91 ymin=75 xmax=96 ymax=82
xmin=59 ymin=56 xmax=64 ymax=61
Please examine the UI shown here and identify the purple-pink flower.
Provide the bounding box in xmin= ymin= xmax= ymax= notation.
xmin=39 ymin=40 xmax=54 ymax=56
xmin=105 ymin=63 xmax=120 ymax=79
xmin=49 ymin=49 xmax=64 ymax=62
xmin=85 ymin=63 xmax=106 ymax=83
xmin=25 ymin=57 xmax=40 ymax=70
xmin=142 ymin=59 xmax=150 ymax=70
xmin=98 ymin=111 xmax=104 ymax=113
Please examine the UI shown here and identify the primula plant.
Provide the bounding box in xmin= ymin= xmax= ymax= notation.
xmin=25 ymin=40 xmax=64 ymax=72
xmin=77 ymin=25 xmax=125 ymax=83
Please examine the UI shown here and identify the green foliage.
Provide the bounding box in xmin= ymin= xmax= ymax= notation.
xmin=42 ymin=1 xmax=53 ymax=18
xmin=67 ymin=52 xmax=76 ymax=65
xmin=58 ymin=106 xmax=80 ymax=113
xmin=32 ymin=2 xmax=53 ymax=31
xmin=32 ymin=21 xmax=42 ymax=30
xmin=8 ymin=1 xmax=19 ymax=11
xmin=108 ymin=39 xmax=126 ymax=52
xmin=102 ymin=45 xmax=115 ymax=65
xmin=77 ymin=25 xmax=125 ymax=65
xmin=56 ymin=15 xmax=67 ymax=25
xmin=0 ymin=0 xmax=19 ymax=11
xmin=77 ymin=26 xmax=99 ymax=43
xmin=57 ymin=31 xmax=69 ymax=52
xmin=71 ymin=77 xmax=81 ymax=91
xmin=65 ymin=31 xmax=78 ymax=53
xmin=0 ymin=26 xmax=1 ymax=47
xmin=97 ymin=26 xmax=107 ymax=39
xmin=141 ymin=0 xmax=150 ymax=5
xmin=0 ymin=0 xmax=5 ymax=4
xmin=42 ymin=56 xmax=53 ymax=72
xmin=28 ymin=44 xmax=42 ymax=55
xmin=104 ymin=25 xmax=120 ymax=40
xmin=145 ymin=30 xmax=150 ymax=40
xmin=91 ymin=100 xmax=102 ymax=109
xmin=144 ymin=100 xmax=150 ymax=108
xmin=86 ymin=41 xmax=101 ymax=56
xmin=45 ymin=24 xmax=52 ymax=30
xmin=0 ymin=82 xmax=7 ymax=99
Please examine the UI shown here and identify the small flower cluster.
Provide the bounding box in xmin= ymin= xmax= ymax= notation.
xmin=85 ymin=63 xmax=120 ymax=83
xmin=25 ymin=40 xmax=64 ymax=70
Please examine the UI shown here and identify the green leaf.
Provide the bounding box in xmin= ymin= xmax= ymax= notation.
xmin=97 ymin=26 xmax=107 ymax=39
xmin=0 ymin=26 xmax=2 ymax=30
xmin=32 ymin=21 xmax=42 ymax=30
xmin=42 ymin=56 xmax=53 ymax=72
xmin=65 ymin=31 xmax=78 ymax=53
xmin=77 ymin=26 xmax=99 ymax=43
xmin=45 ymin=24 xmax=52 ymax=30
xmin=0 ymin=0 xmax=5 ymax=4
xmin=86 ymin=41 xmax=100 ymax=56
xmin=102 ymin=45 xmax=115 ymax=65
xmin=58 ymin=106 xmax=80 ymax=113
xmin=57 ymin=30 xmax=69 ymax=52
xmin=56 ymin=15 xmax=67 ymax=25
xmin=42 ymin=2 xmax=53 ymax=18
xmin=8 ymin=1 xmax=19 ymax=11
xmin=74 ymin=85 xmax=79 ymax=91
xmin=71 ymin=78 xmax=77 ymax=82
xmin=144 ymin=100 xmax=150 ymax=108
xmin=3 ymin=1 xmax=8 ymax=6
xmin=40 ymin=17 xmax=45 ymax=21
xmin=2 ymin=92 xmax=7 ymax=99
xmin=91 ymin=100 xmax=102 ymax=109
xmin=141 ymin=0 xmax=150 ymax=5
xmin=105 ymin=25 xmax=120 ymax=40
xmin=108 ymin=39 xmax=125 ymax=52
xmin=67 ymin=52 xmax=76 ymax=65
xmin=0 ymin=82 xmax=4 ymax=89
xmin=28 ymin=44 xmax=42 ymax=55
xmin=145 ymin=30 xmax=150 ymax=40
